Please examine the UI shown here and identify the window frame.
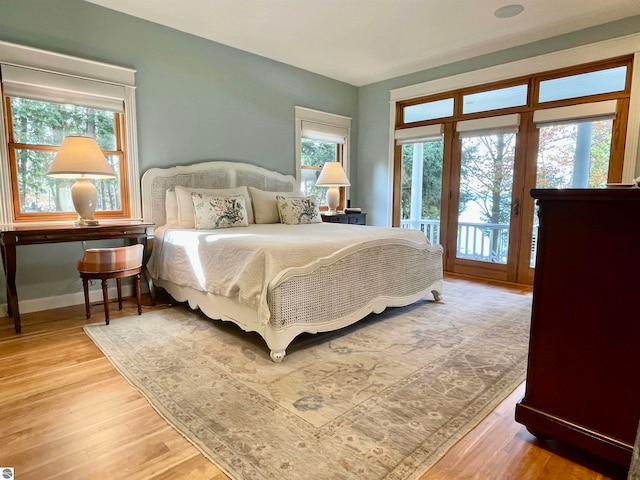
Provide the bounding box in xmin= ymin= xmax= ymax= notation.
xmin=390 ymin=35 xmax=640 ymax=193
xmin=295 ymin=106 xmax=352 ymax=211
xmin=4 ymin=97 xmax=130 ymax=222
xmin=0 ymin=40 xmax=140 ymax=224
xmin=392 ymin=57 xmax=634 ymax=223
xmin=389 ymin=36 xmax=640 ymax=284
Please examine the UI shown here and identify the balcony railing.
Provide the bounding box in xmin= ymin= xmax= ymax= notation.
xmin=401 ymin=219 xmax=441 ymax=245
xmin=402 ymin=219 xmax=509 ymax=264
xmin=401 ymin=219 xmax=539 ymax=266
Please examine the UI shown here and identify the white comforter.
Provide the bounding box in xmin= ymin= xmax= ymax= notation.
xmin=148 ymin=223 xmax=431 ymax=323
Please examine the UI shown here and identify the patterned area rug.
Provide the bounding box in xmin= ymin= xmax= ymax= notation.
xmin=84 ymin=280 xmax=532 ymax=480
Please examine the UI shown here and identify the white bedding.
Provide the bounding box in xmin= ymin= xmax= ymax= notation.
xmin=149 ymin=223 xmax=433 ymax=324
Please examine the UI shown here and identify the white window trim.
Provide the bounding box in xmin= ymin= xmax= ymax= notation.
xmin=294 ymin=106 xmax=352 ymax=195
xmin=0 ymin=40 xmax=140 ymax=225
xmin=388 ymin=33 xmax=640 ymax=224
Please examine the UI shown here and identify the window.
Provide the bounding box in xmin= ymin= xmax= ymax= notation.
xmin=391 ymin=50 xmax=637 ymax=285
xmin=0 ymin=41 xmax=139 ymax=224
xmin=529 ymin=100 xmax=617 ymax=267
xmin=403 ymin=97 xmax=454 ymax=123
xmin=295 ymin=107 xmax=351 ymax=210
xmin=394 ymin=58 xmax=632 ymax=189
xmin=462 ymin=84 xmax=528 ymax=114
xmin=538 ymin=65 xmax=627 ymax=103
xmin=5 ymin=97 xmax=126 ymax=221
xmin=457 ymin=129 xmax=517 ymax=264
xmin=395 ymin=124 xmax=444 ymax=243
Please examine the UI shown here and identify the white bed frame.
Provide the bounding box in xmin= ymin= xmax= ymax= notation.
xmin=141 ymin=161 xmax=443 ymax=362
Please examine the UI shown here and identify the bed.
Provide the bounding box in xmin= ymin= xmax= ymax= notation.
xmin=141 ymin=161 xmax=443 ymax=362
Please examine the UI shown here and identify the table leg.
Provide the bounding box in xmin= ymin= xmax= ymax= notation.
xmin=1 ymin=245 xmax=11 ymax=317
xmin=142 ymin=235 xmax=156 ymax=305
xmin=1 ymin=240 xmax=21 ymax=333
xmin=102 ymin=279 xmax=110 ymax=325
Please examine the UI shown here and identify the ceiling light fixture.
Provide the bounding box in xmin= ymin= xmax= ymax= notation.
xmin=494 ymin=4 xmax=525 ymax=18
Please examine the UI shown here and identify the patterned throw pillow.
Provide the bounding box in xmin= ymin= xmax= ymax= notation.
xmin=175 ymin=185 xmax=254 ymax=227
xmin=191 ymin=193 xmax=249 ymax=229
xmin=275 ymin=195 xmax=322 ymax=225
xmin=248 ymin=187 xmax=305 ymax=224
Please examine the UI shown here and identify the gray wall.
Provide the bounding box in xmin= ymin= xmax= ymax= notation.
xmin=0 ymin=0 xmax=358 ymax=303
xmin=356 ymin=16 xmax=640 ymax=226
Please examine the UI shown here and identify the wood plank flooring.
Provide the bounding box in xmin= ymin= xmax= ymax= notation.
xmin=0 ymin=279 xmax=630 ymax=479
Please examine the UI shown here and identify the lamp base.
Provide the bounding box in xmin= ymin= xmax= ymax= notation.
xmin=71 ymin=177 xmax=98 ymax=227
xmin=75 ymin=218 xmax=100 ymax=226
xmin=325 ymin=186 xmax=340 ymax=215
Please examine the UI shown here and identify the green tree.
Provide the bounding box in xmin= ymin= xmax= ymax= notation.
xmin=537 ymin=119 xmax=612 ymax=189
xmin=460 ymin=133 xmax=515 ymax=225
xmin=400 ymin=141 xmax=445 ymax=220
xmin=9 ymin=97 xmax=118 ymax=212
xmin=458 ymin=132 xmax=515 ymax=262
xmin=300 ymin=138 xmax=337 ymax=203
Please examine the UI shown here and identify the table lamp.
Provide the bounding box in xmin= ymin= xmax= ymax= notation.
xmin=315 ymin=162 xmax=350 ymax=215
xmin=47 ymin=136 xmax=116 ymax=226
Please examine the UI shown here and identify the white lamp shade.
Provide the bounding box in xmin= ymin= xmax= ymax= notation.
xmin=47 ymin=136 xmax=115 ymax=225
xmin=315 ymin=162 xmax=350 ymax=187
xmin=47 ymin=136 xmax=116 ymax=178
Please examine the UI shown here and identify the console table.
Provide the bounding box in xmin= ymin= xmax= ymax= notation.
xmin=0 ymin=222 xmax=154 ymax=334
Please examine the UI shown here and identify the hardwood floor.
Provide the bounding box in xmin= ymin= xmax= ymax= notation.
xmin=0 ymin=280 xmax=630 ymax=479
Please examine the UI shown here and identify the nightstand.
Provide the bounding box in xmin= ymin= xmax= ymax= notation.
xmin=321 ymin=212 xmax=366 ymax=225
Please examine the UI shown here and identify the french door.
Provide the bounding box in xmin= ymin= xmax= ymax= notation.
xmin=447 ymin=126 xmax=520 ymax=281
xmin=396 ymin=112 xmax=622 ymax=284
xmin=394 ymin=56 xmax=631 ymax=284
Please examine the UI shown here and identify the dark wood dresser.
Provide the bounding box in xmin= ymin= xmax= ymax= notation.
xmin=515 ymin=188 xmax=640 ymax=467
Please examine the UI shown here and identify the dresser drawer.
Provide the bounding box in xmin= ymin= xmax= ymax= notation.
xmin=347 ymin=214 xmax=366 ymax=225
xmin=321 ymin=214 xmax=348 ymax=224
xmin=321 ymin=213 xmax=366 ymax=225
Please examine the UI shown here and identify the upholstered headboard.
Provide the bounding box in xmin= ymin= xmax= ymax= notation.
xmin=141 ymin=160 xmax=299 ymax=226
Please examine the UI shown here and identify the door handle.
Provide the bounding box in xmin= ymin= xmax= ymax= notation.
xmin=513 ymin=198 xmax=520 ymax=217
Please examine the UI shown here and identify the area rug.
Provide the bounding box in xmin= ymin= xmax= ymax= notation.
xmin=84 ymin=280 xmax=532 ymax=480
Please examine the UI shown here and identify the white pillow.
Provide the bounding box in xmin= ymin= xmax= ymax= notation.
xmin=191 ymin=193 xmax=249 ymax=229
xmin=165 ymin=189 xmax=178 ymax=226
xmin=276 ymin=195 xmax=322 ymax=225
xmin=175 ymin=185 xmax=254 ymax=228
xmin=249 ymin=187 xmax=304 ymax=224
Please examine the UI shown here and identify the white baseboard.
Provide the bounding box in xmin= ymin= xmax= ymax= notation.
xmin=1 ymin=285 xmax=135 ymax=317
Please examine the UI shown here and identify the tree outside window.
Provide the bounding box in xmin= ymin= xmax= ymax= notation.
xmin=6 ymin=96 xmax=125 ymax=220
xmin=300 ymin=138 xmax=342 ymax=207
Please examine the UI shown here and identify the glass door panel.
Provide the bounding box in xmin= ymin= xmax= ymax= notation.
xmin=458 ymin=132 xmax=516 ymax=264
xmin=531 ymin=118 xmax=613 ymax=266
xmin=400 ymin=140 xmax=443 ymax=244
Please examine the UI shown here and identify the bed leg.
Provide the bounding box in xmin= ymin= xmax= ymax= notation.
xmin=270 ymin=350 xmax=286 ymax=363
xmin=432 ymin=290 xmax=442 ymax=302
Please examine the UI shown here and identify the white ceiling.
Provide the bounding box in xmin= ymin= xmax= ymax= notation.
xmin=85 ymin=0 xmax=640 ymax=86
